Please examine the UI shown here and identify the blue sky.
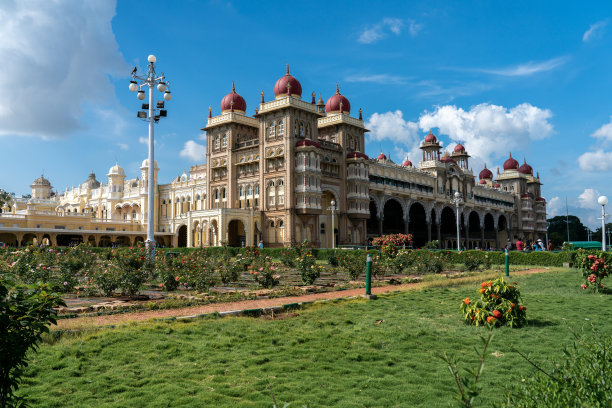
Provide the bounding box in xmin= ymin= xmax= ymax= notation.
xmin=1 ymin=0 xmax=612 ymax=227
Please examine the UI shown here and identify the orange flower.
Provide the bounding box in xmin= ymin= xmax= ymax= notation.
xmin=519 ymin=306 xmax=526 ymax=311
xmin=481 ymin=282 xmax=487 ymax=288
xmin=463 ymin=297 xmax=471 ymax=305
xmin=479 ymin=288 xmax=486 ymax=294
xmin=487 ymin=316 xmax=496 ymax=324
xmin=510 ymin=302 xmax=515 ymax=308
xmin=493 ymin=310 xmax=502 ymax=319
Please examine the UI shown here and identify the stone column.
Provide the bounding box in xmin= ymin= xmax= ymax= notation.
xmin=436 ymin=223 xmax=441 ymax=249
xmin=427 ymin=221 xmax=432 ymax=242
xmin=378 ymin=216 xmax=383 ymax=236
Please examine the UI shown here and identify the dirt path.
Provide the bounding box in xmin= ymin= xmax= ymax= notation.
xmin=55 ymin=268 xmax=551 ymax=330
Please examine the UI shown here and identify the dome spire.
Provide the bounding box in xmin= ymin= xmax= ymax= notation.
xmin=336 ymin=83 xmax=340 ymax=94
xmin=286 ymin=63 xmax=290 ymax=75
xmin=359 ymin=108 xmax=363 ymax=120
xmin=208 ymin=106 xmax=212 ymax=118
xmin=232 ymin=81 xmax=235 ymax=92
xmin=260 ymin=90 xmax=264 ymax=104
xmin=311 ymin=91 xmax=315 ymax=104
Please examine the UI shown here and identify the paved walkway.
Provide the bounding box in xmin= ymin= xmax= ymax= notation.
xmin=55 ymin=268 xmax=550 ymax=330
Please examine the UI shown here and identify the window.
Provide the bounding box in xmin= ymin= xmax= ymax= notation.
xmin=240 ymin=186 xmax=245 ymax=197
xmin=255 ymin=184 xmax=259 ymax=195
xmin=268 ymin=122 xmax=276 ymax=138
xmin=247 ymin=185 xmax=253 ymax=196
xmin=222 ymin=188 xmax=226 ymax=199
xmin=278 ymin=120 xmax=284 ymax=136
xmin=215 ymin=135 xmax=220 ymax=149
xmin=299 ymin=121 xmax=305 ymax=137
xmin=222 ymin=134 xmax=228 ymax=147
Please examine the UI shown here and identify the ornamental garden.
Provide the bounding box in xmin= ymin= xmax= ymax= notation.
xmin=1 ymin=235 xmax=611 ymax=407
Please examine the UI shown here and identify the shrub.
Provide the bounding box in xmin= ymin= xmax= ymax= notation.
xmin=338 ymin=250 xmax=366 ymax=280
xmin=279 ymin=247 xmax=297 ymax=267
xmin=372 ymin=233 xmax=413 ymax=259
xmin=0 ymin=275 xmax=65 ymax=408
xmin=327 ymin=252 xmax=339 ymax=267
xmin=423 ymin=240 xmax=439 ymax=249
xmin=179 ymin=252 xmax=217 ymax=292
xmin=461 ymin=277 xmax=527 ymax=328
xmin=501 ymin=329 xmax=612 ymax=407
xmin=463 ymin=253 xmax=482 ymax=271
xmin=576 ymin=250 xmax=610 ymax=293
xmin=411 ymin=251 xmax=447 ymax=275
xmin=296 ymin=251 xmax=321 ymax=285
xmin=90 ymin=262 xmax=120 ymax=296
xmin=249 ymin=256 xmax=278 ymax=288
xmin=391 ymin=249 xmax=416 ymax=273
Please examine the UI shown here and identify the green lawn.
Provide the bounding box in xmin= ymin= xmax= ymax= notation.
xmin=20 ymin=269 xmax=612 ymax=407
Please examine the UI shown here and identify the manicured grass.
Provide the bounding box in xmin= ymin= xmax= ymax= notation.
xmin=19 ymin=269 xmax=612 ymax=407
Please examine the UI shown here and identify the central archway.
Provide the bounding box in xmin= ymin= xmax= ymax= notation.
xmin=409 ymin=202 xmax=427 ymax=248
xmin=227 ymin=219 xmax=246 ymax=247
xmin=382 ymin=199 xmax=405 ymax=235
xmin=467 ymin=211 xmax=481 ymax=249
xmin=367 ymin=199 xmax=379 ymax=238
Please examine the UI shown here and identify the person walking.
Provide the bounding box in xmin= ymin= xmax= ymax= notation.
xmin=258 ymin=240 xmax=264 ymax=249
xmin=516 ymin=238 xmax=523 ymax=251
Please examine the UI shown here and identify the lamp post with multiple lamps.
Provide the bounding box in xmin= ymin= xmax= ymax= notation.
xmin=451 ymin=191 xmax=463 ymax=251
xmin=328 ymin=200 xmax=337 ymax=249
xmin=129 ymin=54 xmax=172 ymax=257
xmin=598 ymin=195 xmax=608 ymax=251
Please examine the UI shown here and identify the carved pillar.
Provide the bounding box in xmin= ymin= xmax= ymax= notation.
xmin=378 ymin=216 xmax=383 ymax=236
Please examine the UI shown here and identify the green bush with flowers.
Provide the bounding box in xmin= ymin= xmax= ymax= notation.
xmin=576 ymin=250 xmax=610 ymax=293
xmin=248 ymin=256 xmax=278 ymax=288
xmin=372 ymin=233 xmax=413 ymax=259
xmin=461 ymin=276 xmax=527 ymax=328
xmin=337 ymin=250 xmax=381 ymax=280
xmin=296 ymin=251 xmax=321 ymax=285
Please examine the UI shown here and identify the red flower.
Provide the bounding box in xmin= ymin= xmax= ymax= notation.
xmin=487 ymin=316 xmax=496 ymax=324
xmin=510 ymin=302 xmax=515 ymax=308
xmin=463 ymin=297 xmax=470 ymax=305
xmin=493 ymin=310 xmax=502 ymax=319
xmin=481 ymin=282 xmax=487 ymax=288
xmin=519 ymin=306 xmax=526 ymax=311
xmin=479 ymin=288 xmax=486 ymax=294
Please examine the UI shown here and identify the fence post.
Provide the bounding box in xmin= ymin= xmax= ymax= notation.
xmin=505 ymin=249 xmax=510 ymax=277
xmin=365 ymin=253 xmax=372 ymax=296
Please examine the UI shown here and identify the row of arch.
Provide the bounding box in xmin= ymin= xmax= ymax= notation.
xmin=367 ymin=198 xmax=509 ymax=249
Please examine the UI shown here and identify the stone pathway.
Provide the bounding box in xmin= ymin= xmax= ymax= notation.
xmin=55 ymin=268 xmax=551 ymax=330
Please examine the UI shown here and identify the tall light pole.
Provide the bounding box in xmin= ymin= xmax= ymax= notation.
xmin=129 ymin=54 xmax=172 ymax=257
xmin=329 ymin=199 xmax=337 ymax=249
xmin=451 ymin=191 xmax=463 ymax=251
xmin=598 ymin=195 xmax=608 ymax=251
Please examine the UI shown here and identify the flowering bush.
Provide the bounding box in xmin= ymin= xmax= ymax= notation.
xmin=372 ymin=233 xmax=413 ymax=259
xmin=337 ymin=250 xmax=381 ymax=280
xmin=461 ymin=277 xmax=527 ymax=328
xmin=411 ymin=251 xmax=447 ymax=275
xmin=249 ymin=256 xmax=278 ymax=288
xmin=463 ymin=253 xmax=482 ymax=271
xmin=296 ymin=250 xmax=321 ymax=285
xmin=279 ymin=247 xmax=297 ymax=267
xmin=576 ymin=251 xmax=610 ymax=293
xmin=90 ymin=262 xmax=121 ymax=296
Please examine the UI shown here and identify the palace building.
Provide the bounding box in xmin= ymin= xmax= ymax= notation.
xmin=0 ymin=66 xmax=547 ymax=249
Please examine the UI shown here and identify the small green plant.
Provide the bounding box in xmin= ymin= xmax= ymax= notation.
xmin=461 ymin=277 xmax=527 ymax=328
xmin=327 ymin=252 xmax=339 ymax=267
xmin=463 ymin=254 xmax=482 ymax=271
xmin=501 ymin=328 xmax=612 ymax=407
xmin=442 ymin=328 xmax=494 ymax=408
xmin=296 ymin=251 xmax=321 ymax=285
xmin=338 ymin=250 xmax=366 ymax=280
xmin=423 ymin=240 xmax=439 ymax=249
xmin=412 ymin=251 xmax=447 ymax=275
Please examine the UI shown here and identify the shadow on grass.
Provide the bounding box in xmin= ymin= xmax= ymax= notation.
xmin=528 ymin=319 xmax=559 ymax=328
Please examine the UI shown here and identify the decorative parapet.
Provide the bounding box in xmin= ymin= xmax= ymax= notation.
xmin=317 ymin=113 xmax=365 ymax=129
xmin=205 ymin=112 xmax=258 ymax=129
xmin=258 ymin=96 xmax=318 ymax=114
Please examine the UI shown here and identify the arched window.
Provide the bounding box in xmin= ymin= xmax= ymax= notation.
xmin=247 ymin=185 xmax=253 ymax=196
xmin=222 ymin=134 xmax=228 ymax=147
xmin=214 ymin=189 xmax=219 ymax=200
xmin=277 ymin=180 xmax=284 ymax=205
xmin=299 ymin=121 xmax=305 ymax=137
xmin=239 ymin=186 xmax=245 ymax=197
xmin=294 ymin=119 xmax=299 ymax=136
xmin=215 ymin=135 xmax=220 ymax=149
xmin=268 ymin=183 xmax=275 ymax=206
xmin=277 ymin=120 xmax=284 ymax=136
xmin=255 ymin=184 xmax=259 ymax=195
xmin=268 ymin=122 xmax=276 ymax=138
xmin=270 ymin=220 xmax=275 ymax=228
xmin=222 ymin=188 xmax=226 ymax=199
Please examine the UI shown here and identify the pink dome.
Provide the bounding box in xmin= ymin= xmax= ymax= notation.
xmin=503 ymin=153 xmax=519 ymax=171
xmin=325 ymin=84 xmax=351 ymax=114
xmin=220 ymin=82 xmax=246 ymax=113
xmin=479 ymin=165 xmax=493 ymax=180
xmin=479 ymin=179 xmax=487 ymax=185
xmin=453 ymin=143 xmax=465 ymax=153
xmin=377 ymin=152 xmax=387 ymax=161
xmin=518 ymin=159 xmax=533 ymax=175
xmin=424 ymin=131 xmax=437 ymax=143
xmin=402 ymin=158 xmax=413 ymax=167
xmin=440 ymin=152 xmax=456 ymax=164
xmin=494 ymin=183 xmax=501 ymax=188
xmin=274 ymin=64 xmax=302 ymax=98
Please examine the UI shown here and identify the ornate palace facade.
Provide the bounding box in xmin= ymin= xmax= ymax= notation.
xmin=0 ymin=66 xmax=547 ymax=249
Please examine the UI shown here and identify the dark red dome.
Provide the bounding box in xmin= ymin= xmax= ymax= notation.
xmin=325 ymin=84 xmax=351 ymax=114
xmin=347 ymin=152 xmax=369 ymax=160
xmin=377 ymin=152 xmax=387 ymax=161
xmin=521 ymin=193 xmax=533 ymax=199
xmin=220 ymin=82 xmax=246 ymax=113
xmin=479 ymin=165 xmax=493 ymax=180
xmin=518 ymin=159 xmax=533 ymax=175
xmin=440 ymin=152 xmax=456 ymax=164
xmin=535 ymin=197 xmax=546 ymax=202
xmin=402 ymin=158 xmax=413 ymax=167
xmin=424 ymin=131 xmax=437 ymax=143
xmin=493 ymin=183 xmax=501 ymax=188
xmin=295 ymin=139 xmax=320 ymax=149
xmin=274 ymin=64 xmax=302 ymax=98
xmin=503 ymin=153 xmax=519 ymax=171
xmin=479 ymin=179 xmax=487 ymax=185
xmin=453 ymin=143 xmax=465 ymax=153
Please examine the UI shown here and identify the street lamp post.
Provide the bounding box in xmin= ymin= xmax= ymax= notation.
xmin=451 ymin=191 xmax=463 ymax=251
xmin=598 ymin=195 xmax=608 ymax=251
xmin=129 ymin=54 xmax=172 ymax=258
xmin=329 ymin=200 xmax=337 ymax=249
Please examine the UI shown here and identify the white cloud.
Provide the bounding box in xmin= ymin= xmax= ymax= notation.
xmin=547 ymin=196 xmax=562 ymax=217
xmin=180 ymin=140 xmax=206 ymax=162
xmin=577 ymin=150 xmax=612 ymax=171
xmin=591 ymin=116 xmax=612 ymax=144
xmin=477 ymin=57 xmax=568 ymax=77
xmin=366 ymin=110 xmax=419 ymax=145
xmin=117 ymin=143 xmax=129 ymax=150
xmin=358 ymin=18 xmax=418 ymax=44
xmin=578 ymin=189 xmax=600 ymax=209
xmin=0 ymin=1 xmax=128 ymax=139
xmin=345 ymin=74 xmax=409 ymax=84
xmin=583 ymin=20 xmax=608 ymax=42
xmin=418 ymin=103 xmax=554 ymax=164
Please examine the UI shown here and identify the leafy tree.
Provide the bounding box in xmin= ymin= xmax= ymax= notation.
xmin=547 ymin=215 xmax=588 ymax=246
xmin=0 ymin=190 xmax=12 ymax=212
xmin=0 ymin=274 xmax=65 ymax=408
xmin=591 ymin=222 xmax=612 ymax=243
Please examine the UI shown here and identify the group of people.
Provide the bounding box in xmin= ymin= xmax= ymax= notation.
xmin=505 ymin=237 xmax=553 ymax=252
